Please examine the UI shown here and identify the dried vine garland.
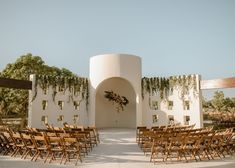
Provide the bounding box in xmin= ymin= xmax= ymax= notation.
xmin=141 ymin=77 xmax=170 ymax=99
xmin=142 ymin=74 xmax=198 ymax=100
xmin=104 ymin=90 xmax=129 ymax=112
xmin=32 ymin=75 xmax=89 ymax=110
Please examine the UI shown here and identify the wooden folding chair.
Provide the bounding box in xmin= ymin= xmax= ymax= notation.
xmin=220 ymin=130 xmax=234 ymax=156
xmin=79 ymin=131 xmax=93 ymax=151
xmin=45 ymin=135 xmax=65 ymax=164
xmin=136 ymin=126 xmax=147 ymax=143
xmin=88 ymin=126 xmax=100 ymax=144
xmin=0 ymin=131 xmax=14 ymax=155
xmin=164 ymin=135 xmax=185 ymax=162
xmin=21 ymin=133 xmax=35 ymax=159
xmin=182 ymin=135 xmax=202 ymax=162
xmin=138 ymin=128 xmax=149 ymax=147
xmin=10 ymin=131 xmax=26 ymax=157
xmin=141 ymin=130 xmax=154 ymax=155
xmin=70 ymin=131 xmax=91 ymax=156
xmin=62 ymin=137 xmax=82 ymax=165
xmin=150 ymin=135 xmax=168 ymax=164
xmin=31 ymin=134 xmax=49 ymax=162
xmin=84 ymin=128 xmax=97 ymax=147
xmin=200 ymin=133 xmax=214 ymax=160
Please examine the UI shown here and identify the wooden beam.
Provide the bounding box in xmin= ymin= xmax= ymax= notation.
xmin=0 ymin=77 xmax=32 ymax=90
xmin=200 ymin=77 xmax=235 ymax=90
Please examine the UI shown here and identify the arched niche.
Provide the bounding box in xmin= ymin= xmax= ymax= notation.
xmin=95 ymin=77 xmax=136 ymax=128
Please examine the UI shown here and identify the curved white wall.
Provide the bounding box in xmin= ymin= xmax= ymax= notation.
xmin=89 ymin=54 xmax=142 ymax=127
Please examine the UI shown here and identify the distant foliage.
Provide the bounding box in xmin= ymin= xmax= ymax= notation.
xmin=203 ymin=91 xmax=235 ymax=123
xmin=203 ymin=91 xmax=235 ymax=113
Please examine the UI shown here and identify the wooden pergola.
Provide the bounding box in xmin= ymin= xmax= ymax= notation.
xmin=0 ymin=77 xmax=32 ymax=90
xmin=0 ymin=76 xmax=235 ymax=90
xmin=200 ymin=77 xmax=235 ymax=90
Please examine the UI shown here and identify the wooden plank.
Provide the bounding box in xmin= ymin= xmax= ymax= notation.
xmin=200 ymin=77 xmax=235 ymax=90
xmin=0 ymin=77 xmax=32 ymax=90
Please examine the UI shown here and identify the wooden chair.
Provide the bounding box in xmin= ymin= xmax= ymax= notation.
xmin=0 ymin=131 xmax=14 ymax=155
xmin=10 ymin=131 xmax=26 ymax=157
xmin=182 ymin=135 xmax=202 ymax=162
xmin=136 ymin=126 xmax=147 ymax=143
xmin=84 ymin=128 xmax=97 ymax=147
xmin=81 ymin=131 xmax=93 ymax=151
xmin=210 ymin=133 xmax=225 ymax=158
xmin=31 ymin=134 xmax=49 ymax=162
xmin=200 ymin=133 xmax=214 ymax=160
xmin=87 ymin=126 xmax=100 ymax=145
xmin=45 ymin=135 xmax=65 ymax=164
xmin=21 ymin=133 xmax=35 ymax=159
xmin=222 ymin=130 xmax=234 ymax=155
xmin=70 ymin=132 xmax=91 ymax=155
xmin=62 ymin=137 xmax=82 ymax=165
xmin=141 ymin=130 xmax=154 ymax=155
xmin=137 ymin=128 xmax=149 ymax=146
xmin=150 ymin=135 xmax=169 ymax=164
xmin=164 ymin=135 xmax=185 ymax=162
xmin=89 ymin=126 xmax=100 ymax=144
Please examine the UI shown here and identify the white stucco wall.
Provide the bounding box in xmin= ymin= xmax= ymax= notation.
xmin=142 ymin=75 xmax=203 ymax=128
xmin=28 ymin=75 xmax=88 ymax=129
xmin=89 ymin=54 xmax=142 ymax=127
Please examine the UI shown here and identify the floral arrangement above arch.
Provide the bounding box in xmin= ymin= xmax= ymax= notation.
xmin=104 ymin=90 xmax=129 ymax=112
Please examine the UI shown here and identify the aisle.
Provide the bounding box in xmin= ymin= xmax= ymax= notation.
xmin=82 ymin=128 xmax=153 ymax=168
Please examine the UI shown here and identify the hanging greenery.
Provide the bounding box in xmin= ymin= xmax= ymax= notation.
xmin=142 ymin=74 xmax=198 ymax=100
xmin=169 ymin=74 xmax=197 ymax=99
xmin=104 ymin=90 xmax=129 ymax=112
xmin=142 ymin=77 xmax=170 ymax=99
xmin=32 ymin=75 xmax=89 ymax=110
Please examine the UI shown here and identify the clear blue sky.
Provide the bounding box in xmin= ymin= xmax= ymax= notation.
xmin=0 ymin=0 xmax=234 ymax=98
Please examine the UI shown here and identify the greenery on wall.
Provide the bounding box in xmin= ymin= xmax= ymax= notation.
xmin=141 ymin=74 xmax=198 ymax=100
xmin=33 ymin=75 xmax=89 ymax=109
xmin=142 ymin=77 xmax=169 ymax=99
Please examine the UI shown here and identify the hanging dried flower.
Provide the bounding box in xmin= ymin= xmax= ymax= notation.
xmin=104 ymin=90 xmax=129 ymax=112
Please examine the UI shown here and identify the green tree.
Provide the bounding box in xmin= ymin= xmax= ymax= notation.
xmin=223 ymin=97 xmax=234 ymax=112
xmin=202 ymin=97 xmax=212 ymax=112
xmin=0 ymin=53 xmax=75 ymax=128
xmin=203 ymin=91 xmax=235 ymax=113
xmin=211 ymin=91 xmax=225 ymax=112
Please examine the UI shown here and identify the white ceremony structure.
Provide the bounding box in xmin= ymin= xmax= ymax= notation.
xmin=28 ymin=54 xmax=203 ymax=129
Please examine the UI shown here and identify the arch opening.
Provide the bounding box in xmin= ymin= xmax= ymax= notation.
xmin=95 ymin=77 xmax=136 ymax=128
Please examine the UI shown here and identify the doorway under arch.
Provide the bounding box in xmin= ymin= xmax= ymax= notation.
xmin=95 ymin=77 xmax=136 ymax=128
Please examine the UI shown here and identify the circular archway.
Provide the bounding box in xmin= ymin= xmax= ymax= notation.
xmin=95 ymin=77 xmax=136 ymax=128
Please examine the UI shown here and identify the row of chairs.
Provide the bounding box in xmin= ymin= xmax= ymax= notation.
xmin=136 ymin=125 xmax=235 ymax=164
xmin=136 ymin=124 xmax=196 ymax=143
xmin=47 ymin=123 xmax=100 ymax=141
xmin=42 ymin=123 xmax=100 ymax=148
xmin=0 ymin=125 xmax=100 ymax=165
